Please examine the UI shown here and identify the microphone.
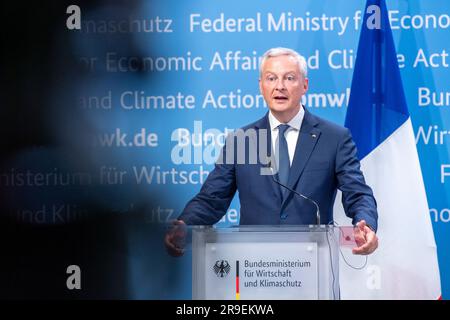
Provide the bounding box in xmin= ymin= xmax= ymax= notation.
xmin=268 ymin=163 xmax=321 ymax=225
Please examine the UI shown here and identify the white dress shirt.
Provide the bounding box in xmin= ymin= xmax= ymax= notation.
xmin=268 ymin=106 xmax=305 ymax=166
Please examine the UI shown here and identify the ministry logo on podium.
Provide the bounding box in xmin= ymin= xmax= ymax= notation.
xmin=213 ymin=260 xmax=231 ymax=278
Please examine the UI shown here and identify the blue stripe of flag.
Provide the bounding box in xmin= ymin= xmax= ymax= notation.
xmin=345 ymin=0 xmax=410 ymax=160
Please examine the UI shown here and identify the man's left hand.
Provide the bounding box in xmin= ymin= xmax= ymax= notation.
xmin=352 ymin=220 xmax=378 ymax=255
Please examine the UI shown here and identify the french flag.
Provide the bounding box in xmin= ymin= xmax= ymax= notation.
xmin=333 ymin=0 xmax=441 ymax=299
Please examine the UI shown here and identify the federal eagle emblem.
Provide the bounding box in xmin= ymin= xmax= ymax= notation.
xmin=213 ymin=260 xmax=231 ymax=278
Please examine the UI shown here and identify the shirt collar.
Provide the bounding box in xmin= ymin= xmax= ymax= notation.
xmin=268 ymin=105 xmax=305 ymax=131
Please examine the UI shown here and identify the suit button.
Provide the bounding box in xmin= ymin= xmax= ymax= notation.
xmin=280 ymin=212 xmax=288 ymax=220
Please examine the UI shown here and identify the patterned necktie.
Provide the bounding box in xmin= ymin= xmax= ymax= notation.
xmin=277 ymin=124 xmax=290 ymax=200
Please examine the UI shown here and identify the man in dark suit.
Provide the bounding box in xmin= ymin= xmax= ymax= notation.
xmin=166 ymin=47 xmax=378 ymax=256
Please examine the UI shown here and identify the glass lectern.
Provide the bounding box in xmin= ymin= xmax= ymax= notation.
xmin=192 ymin=225 xmax=339 ymax=300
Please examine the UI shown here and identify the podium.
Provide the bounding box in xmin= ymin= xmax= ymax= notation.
xmin=192 ymin=225 xmax=339 ymax=300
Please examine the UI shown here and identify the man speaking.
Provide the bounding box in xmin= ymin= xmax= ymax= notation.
xmin=166 ymin=47 xmax=378 ymax=256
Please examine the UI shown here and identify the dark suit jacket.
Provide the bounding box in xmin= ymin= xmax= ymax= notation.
xmin=179 ymin=108 xmax=378 ymax=231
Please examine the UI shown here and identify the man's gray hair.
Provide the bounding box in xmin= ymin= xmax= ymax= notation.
xmin=259 ymin=47 xmax=308 ymax=78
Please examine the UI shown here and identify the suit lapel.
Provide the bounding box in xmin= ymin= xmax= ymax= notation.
xmin=282 ymin=109 xmax=321 ymax=207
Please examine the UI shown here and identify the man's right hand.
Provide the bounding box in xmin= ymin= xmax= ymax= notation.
xmin=164 ymin=219 xmax=187 ymax=257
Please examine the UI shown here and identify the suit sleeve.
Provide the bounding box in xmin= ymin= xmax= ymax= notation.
xmin=335 ymin=128 xmax=378 ymax=232
xmin=178 ymin=134 xmax=237 ymax=225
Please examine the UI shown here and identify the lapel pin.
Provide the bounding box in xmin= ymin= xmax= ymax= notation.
xmin=311 ymin=134 xmax=317 ymax=138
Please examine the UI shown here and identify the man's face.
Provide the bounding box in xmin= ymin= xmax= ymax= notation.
xmin=259 ymin=55 xmax=308 ymax=120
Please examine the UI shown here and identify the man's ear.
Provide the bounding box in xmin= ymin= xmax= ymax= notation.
xmin=303 ymin=77 xmax=309 ymax=92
